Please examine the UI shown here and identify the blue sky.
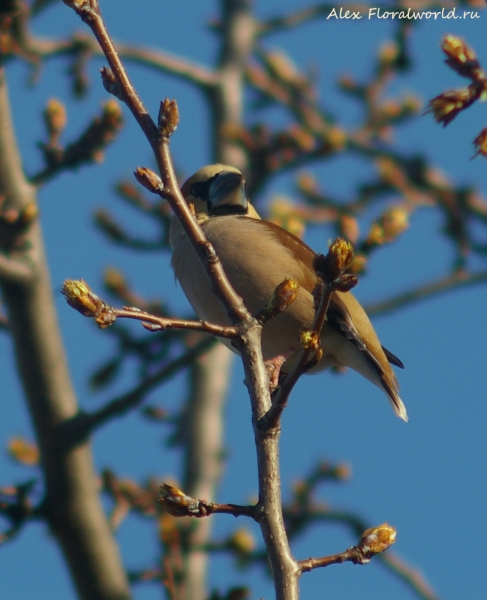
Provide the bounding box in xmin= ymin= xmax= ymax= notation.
xmin=1 ymin=1 xmax=486 ymax=599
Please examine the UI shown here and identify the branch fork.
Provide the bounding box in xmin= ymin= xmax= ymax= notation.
xmin=259 ymin=238 xmax=357 ymax=430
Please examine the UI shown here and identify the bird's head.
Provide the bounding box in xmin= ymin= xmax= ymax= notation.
xmin=181 ymin=164 xmax=260 ymax=221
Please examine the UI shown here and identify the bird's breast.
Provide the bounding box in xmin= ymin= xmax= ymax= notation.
xmin=170 ymin=215 xmax=317 ymax=360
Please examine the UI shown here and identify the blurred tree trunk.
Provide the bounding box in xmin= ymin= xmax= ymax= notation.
xmin=0 ymin=71 xmax=131 ymax=599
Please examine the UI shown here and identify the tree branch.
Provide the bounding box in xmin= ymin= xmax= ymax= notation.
xmin=83 ymin=336 xmax=215 ymax=434
xmin=178 ymin=344 xmax=234 ymax=598
xmin=380 ymin=552 xmax=440 ymax=600
xmin=365 ymin=270 xmax=487 ymax=316
xmin=28 ymin=33 xmax=218 ymax=88
xmin=0 ymin=254 xmax=33 ymax=283
xmin=159 ymin=482 xmax=256 ymax=519
xmin=299 ymin=523 xmax=397 ymax=571
xmin=0 ymin=67 xmax=130 ymax=599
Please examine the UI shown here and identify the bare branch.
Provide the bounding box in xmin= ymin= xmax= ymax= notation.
xmin=83 ymin=336 xmax=215 ymax=433
xmin=259 ymin=3 xmax=339 ymax=35
xmin=366 ymin=270 xmax=487 ymax=316
xmin=283 ymin=505 xmax=439 ymax=600
xmin=159 ymin=482 xmax=256 ymax=519
xmin=260 ymin=238 xmax=356 ymax=429
xmin=62 ymin=278 xmax=240 ymax=337
xmin=61 ymin=2 xmax=248 ymax=325
xmin=0 ymin=255 xmax=33 ymax=283
xmin=30 ymin=100 xmax=124 ymax=185
xmin=0 ymin=64 xmax=130 ymax=598
xmin=380 ymin=552 xmax=440 ymax=600
xmin=0 ymin=480 xmax=37 ymax=544
xmin=300 ymin=523 xmax=397 ymax=571
xmin=29 ymin=32 xmax=218 ymax=88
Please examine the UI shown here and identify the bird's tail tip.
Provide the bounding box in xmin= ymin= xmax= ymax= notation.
xmin=391 ymin=395 xmax=408 ymax=422
xmin=380 ymin=374 xmax=408 ymax=422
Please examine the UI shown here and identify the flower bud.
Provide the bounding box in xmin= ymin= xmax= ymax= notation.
xmin=158 ymin=483 xmax=199 ymax=517
xmin=442 ymin=35 xmax=479 ymax=77
xmin=427 ymin=87 xmax=475 ymax=127
xmin=257 ymin=278 xmax=300 ymax=324
xmin=43 ymin=98 xmax=67 ymax=140
xmin=359 ymin=522 xmax=397 ymax=559
xmin=473 ymin=127 xmax=487 ymax=159
xmin=158 ymin=98 xmax=179 ymax=138
xmin=62 ymin=279 xmax=103 ymax=317
xmin=228 ymin=528 xmax=256 ymax=555
xmin=300 ymin=330 xmax=320 ymax=351
xmin=315 ymin=238 xmax=354 ymax=283
xmin=134 ymin=167 xmax=164 ymax=194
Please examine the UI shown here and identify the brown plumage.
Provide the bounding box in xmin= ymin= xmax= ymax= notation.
xmin=170 ymin=164 xmax=407 ymax=421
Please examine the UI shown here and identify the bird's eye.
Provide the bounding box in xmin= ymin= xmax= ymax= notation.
xmin=190 ymin=182 xmax=208 ymax=200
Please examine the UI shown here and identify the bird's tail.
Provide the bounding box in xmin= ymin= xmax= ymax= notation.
xmin=380 ymin=375 xmax=408 ymax=422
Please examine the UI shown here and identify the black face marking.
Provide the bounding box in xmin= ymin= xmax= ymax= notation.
xmin=190 ymin=175 xmax=218 ymax=203
xmin=191 ymin=171 xmax=248 ymax=216
xmin=211 ymin=204 xmax=248 ymax=216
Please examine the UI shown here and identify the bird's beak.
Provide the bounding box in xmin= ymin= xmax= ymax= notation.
xmin=209 ymin=170 xmax=247 ymax=212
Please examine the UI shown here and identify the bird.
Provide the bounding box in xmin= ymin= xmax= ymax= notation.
xmin=170 ymin=164 xmax=408 ymax=421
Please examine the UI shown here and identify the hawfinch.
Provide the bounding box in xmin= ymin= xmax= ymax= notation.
xmin=170 ymin=164 xmax=407 ymax=421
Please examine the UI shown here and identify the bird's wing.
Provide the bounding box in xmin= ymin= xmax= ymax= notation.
xmin=382 ymin=346 xmax=405 ymax=369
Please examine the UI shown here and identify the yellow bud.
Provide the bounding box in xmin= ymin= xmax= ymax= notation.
xmin=378 ymin=41 xmax=399 ymax=65
xmin=229 ymin=528 xmax=256 ymax=554
xmin=300 ymin=330 xmax=320 ymax=351
xmin=289 ymin=125 xmax=315 ymax=151
xmin=44 ymin=98 xmax=67 ymax=137
xmin=325 ymin=126 xmax=347 ymax=151
xmin=367 ymin=222 xmax=385 ymax=246
xmin=266 ymin=50 xmax=300 ymax=83
xmin=350 ymin=253 xmax=367 ymax=274
xmin=104 ymin=267 xmax=126 ymax=292
xmin=102 ymin=99 xmax=123 ymax=119
xmin=382 ymin=206 xmax=409 ymax=239
xmin=8 ymin=437 xmax=39 ymax=466
xmin=158 ymin=512 xmax=179 ymax=545
xmin=328 ymin=237 xmax=354 ymax=271
xmin=335 ymin=463 xmax=351 ymax=480
xmin=360 ymin=523 xmax=397 ymax=554
xmin=18 ymin=201 xmax=38 ymax=228
xmin=402 ymin=95 xmax=422 ymax=114
xmin=339 ymin=214 xmax=359 ymax=244
xmin=296 ymin=172 xmax=318 ymax=194
xmin=271 ymin=278 xmax=300 ymax=311
xmin=473 ymin=127 xmax=487 ymax=159
xmin=62 ymin=279 xmax=102 ymax=316
xmin=442 ymin=35 xmax=476 ymax=64
xmin=158 ymin=482 xmax=197 ymax=517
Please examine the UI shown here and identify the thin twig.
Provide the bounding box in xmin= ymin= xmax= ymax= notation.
xmin=366 ymin=270 xmax=487 ymax=316
xmin=259 ymin=282 xmax=332 ymax=430
xmin=0 ymin=58 xmax=131 ymax=598
xmin=113 ymin=306 xmax=238 ymax=338
xmin=300 ymin=523 xmax=397 ymax=572
xmin=159 ymin=482 xmax=256 ymax=519
xmin=65 ymin=1 xmax=249 ymax=323
xmin=260 ymin=240 xmax=356 ymax=430
xmin=28 ymin=33 xmax=218 ymax=88
xmin=84 ymin=336 xmax=215 ymax=433
xmin=284 ymin=505 xmax=439 ymax=600
xmin=380 ymin=552 xmax=440 ymax=600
